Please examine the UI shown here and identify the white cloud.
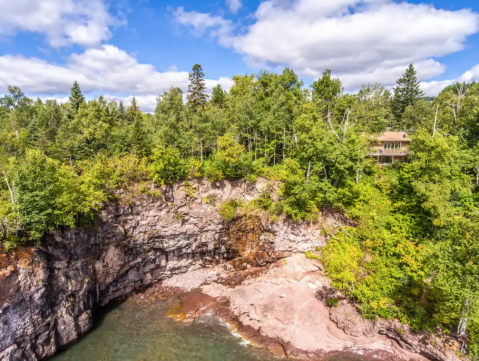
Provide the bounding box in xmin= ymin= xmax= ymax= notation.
xmin=175 ymin=0 xmax=479 ymax=89
xmin=421 ymin=64 xmax=479 ymax=96
xmin=226 ymin=0 xmax=242 ymax=14
xmin=173 ymin=7 xmax=234 ymax=47
xmin=0 ymin=45 xmax=233 ymax=113
xmin=0 ymin=0 xmax=124 ymax=47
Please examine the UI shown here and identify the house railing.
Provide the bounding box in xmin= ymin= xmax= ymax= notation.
xmin=367 ymin=149 xmax=409 ymax=156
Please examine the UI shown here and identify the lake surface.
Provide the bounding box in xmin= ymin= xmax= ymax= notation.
xmin=51 ymin=296 xmax=278 ymax=361
xmin=51 ymin=295 xmax=383 ymax=361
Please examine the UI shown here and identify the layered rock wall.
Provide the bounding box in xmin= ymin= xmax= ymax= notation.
xmin=0 ymin=179 xmax=330 ymax=360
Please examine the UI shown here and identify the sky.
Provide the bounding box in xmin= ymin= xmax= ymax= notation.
xmin=1 ymin=0 xmax=479 ymax=112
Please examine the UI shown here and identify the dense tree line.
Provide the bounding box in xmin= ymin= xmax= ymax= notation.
xmin=2 ymin=63 xmax=479 ymax=354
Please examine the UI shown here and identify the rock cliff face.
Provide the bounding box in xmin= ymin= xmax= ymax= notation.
xmin=0 ymin=179 xmax=330 ymax=361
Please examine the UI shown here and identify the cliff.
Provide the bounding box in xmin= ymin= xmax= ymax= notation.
xmin=0 ymin=179 xmax=463 ymax=361
xmin=0 ymin=179 xmax=328 ymax=360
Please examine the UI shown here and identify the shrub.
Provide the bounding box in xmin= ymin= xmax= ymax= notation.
xmin=254 ymin=185 xmax=273 ymax=210
xmin=79 ymin=154 xmax=150 ymax=192
xmin=151 ymin=146 xmax=188 ymax=186
xmin=219 ymin=199 xmax=240 ymax=222
xmin=182 ymin=181 xmax=196 ymax=199
xmin=305 ymin=251 xmax=321 ymax=260
xmin=328 ymin=298 xmax=339 ymax=307
xmin=203 ymin=160 xmax=224 ymax=182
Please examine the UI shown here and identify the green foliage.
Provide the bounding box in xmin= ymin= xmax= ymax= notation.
xmin=328 ymin=298 xmax=339 ymax=307
xmin=305 ymin=251 xmax=321 ymax=260
xmin=254 ymin=185 xmax=273 ymax=210
xmin=182 ymin=181 xmax=196 ymax=198
xmin=218 ymin=199 xmax=241 ymax=222
xmin=4 ymin=149 xmax=106 ymax=240
xmin=312 ymin=70 xmax=342 ymax=103
xmin=392 ymin=64 xmax=425 ymax=121
xmin=69 ymin=81 xmax=85 ymax=113
xmin=187 ymin=64 xmax=208 ymax=111
xmin=323 ymin=235 xmax=364 ymax=294
xmin=151 ymin=146 xmax=188 ymax=186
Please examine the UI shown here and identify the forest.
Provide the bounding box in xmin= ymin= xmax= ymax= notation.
xmin=2 ymin=63 xmax=479 ymax=355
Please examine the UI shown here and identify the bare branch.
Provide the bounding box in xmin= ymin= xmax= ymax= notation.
xmin=2 ymin=170 xmax=14 ymax=205
xmin=334 ymin=220 xmax=353 ymax=239
xmin=327 ymin=106 xmax=340 ymax=141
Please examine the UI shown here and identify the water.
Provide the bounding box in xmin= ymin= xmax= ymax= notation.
xmin=51 ymin=296 xmax=384 ymax=361
xmin=51 ymin=297 xmax=278 ymax=361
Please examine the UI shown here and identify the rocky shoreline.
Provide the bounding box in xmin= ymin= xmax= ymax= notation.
xmin=0 ymin=179 xmax=465 ymax=361
xmin=156 ymin=254 xmax=462 ymax=361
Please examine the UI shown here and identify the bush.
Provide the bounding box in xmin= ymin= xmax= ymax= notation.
xmin=305 ymin=251 xmax=321 ymax=260
xmin=219 ymin=199 xmax=241 ymax=222
xmin=151 ymin=146 xmax=188 ymax=186
xmin=79 ymin=154 xmax=150 ymax=192
xmin=254 ymin=185 xmax=273 ymax=210
xmin=328 ymin=298 xmax=339 ymax=307
xmin=203 ymin=160 xmax=225 ymax=182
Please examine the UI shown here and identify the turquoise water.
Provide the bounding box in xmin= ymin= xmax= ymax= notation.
xmin=51 ymin=297 xmax=278 ymax=361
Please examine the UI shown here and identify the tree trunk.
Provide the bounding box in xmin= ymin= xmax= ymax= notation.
xmin=334 ymin=175 xmax=340 ymax=188
xmin=457 ymin=298 xmax=471 ymax=336
xmin=248 ymin=129 xmax=252 ymax=157
xmin=433 ymin=105 xmax=439 ymax=138
xmin=2 ymin=170 xmax=14 ymax=205
xmin=283 ymin=128 xmax=286 ymax=165
xmin=254 ymin=133 xmax=257 ymax=160
xmin=200 ymin=140 xmax=203 ymax=162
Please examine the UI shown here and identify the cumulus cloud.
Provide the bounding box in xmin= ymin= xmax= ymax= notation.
xmin=421 ymin=64 xmax=479 ymax=96
xmin=226 ymin=0 xmax=242 ymax=14
xmin=0 ymin=45 xmax=233 ymax=112
xmin=173 ymin=7 xmax=234 ymax=47
xmin=175 ymin=0 xmax=479 ymax=89
xmin=0 ymin=0 xmax=124 ymax=47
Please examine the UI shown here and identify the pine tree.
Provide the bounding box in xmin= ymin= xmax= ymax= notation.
xmin=392 ymin=64 xmax=425 ymax=121
xmin=69 ymin=81 xmax=85 ymax=113
xmin=211 ymin=84 xmax=226 ymax=107
xmin=118 ymin=101 xmax=126 ymax=114
xmin=187 ymin=64 xmax=208 ymax=111
xmin=126 ymin=97 xmax=141 ymax=123
xmin=312 ymin=69 xmax=342 ymax=103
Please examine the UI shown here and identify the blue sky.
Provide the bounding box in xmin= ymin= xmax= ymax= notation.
xmin=1 ymin=0 xmax=479 ymax=111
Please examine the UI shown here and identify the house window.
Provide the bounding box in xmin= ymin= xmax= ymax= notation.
xmin=380 ymin=156 xmax=393 ymax=164
xmin=384 ymin=142 xmax=401 ymax=150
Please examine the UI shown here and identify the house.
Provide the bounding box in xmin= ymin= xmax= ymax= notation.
xmin=368 ymin=131 xmax=411 ymax=164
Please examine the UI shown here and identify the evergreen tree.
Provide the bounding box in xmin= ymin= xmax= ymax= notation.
xmin=312 ymin=70 xmax=342 ymax=103
xmin=392 ymin=64 xmax=425 ymax=122
xmin=187 ymin=64 xmax=208 ymax=111
xmin=118 ymin=101 xmax=126 ymax=114
xmin=69 ymin=81 xmax=85 ymax=113
xmin=211 ymin=84 xmax=226 ymax=107
xmin=126 ymin=97 xmax=141 ymax=123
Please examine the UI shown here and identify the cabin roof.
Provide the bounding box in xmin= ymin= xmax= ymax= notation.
xmin=378 ymin=131 xmax=411 ymax=142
